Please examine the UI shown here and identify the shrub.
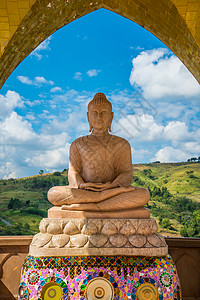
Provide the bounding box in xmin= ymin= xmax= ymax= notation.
xmin=53 ymin=171 xmax=61 ymax=176
xmin=25 ymin=208 xmax=46 ymax=217
xmin=8 ymin=198 xmax=22 ymax=209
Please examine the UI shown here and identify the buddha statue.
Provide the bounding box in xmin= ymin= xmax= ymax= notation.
xmin=47 ymin=93 xmax=150 ymax=212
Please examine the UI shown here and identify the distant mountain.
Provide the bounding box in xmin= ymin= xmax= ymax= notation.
xmin=0 ymin=163 xmax=199 ymax=237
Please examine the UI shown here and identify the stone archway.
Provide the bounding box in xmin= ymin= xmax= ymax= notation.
xmin=0 ymin=0 xmax=200 ymax=88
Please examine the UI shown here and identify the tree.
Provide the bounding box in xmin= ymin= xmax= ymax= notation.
xmin=24 ymin=223 xmax=30 ymax=231
xmin=161 ymin=218 xmax=172 ymax=229
xmin=8 ymin=198 xmax=22 ymax=209
xmin=53 ymin=171 xmax=61 ymax=176
xmin=180 ymin=226 xmax=188 ymax=237
xmin=191 ymin=157 xmax=197 ymax=162
xmin=39 ymin=170 xmax=44 ymax=176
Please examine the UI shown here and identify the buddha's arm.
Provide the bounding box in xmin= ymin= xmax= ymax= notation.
xmin=68 ymin=141 xmax=108 ymax=190
xmin=68 ymin=141 xmax=85 ymax=188
xmin=112 ymin=140 xmax=133 ymax=187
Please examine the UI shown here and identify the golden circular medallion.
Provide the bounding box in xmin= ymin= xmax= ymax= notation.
xmin=41 ymin=282 xmax=62 ymax=300
xmin=136 ymin=283 xmax=158 ymax=300
xmin=94 ymin=287 xmax=105 ymax=298
xmin=85 ymin=277 xmax=114 ymax=300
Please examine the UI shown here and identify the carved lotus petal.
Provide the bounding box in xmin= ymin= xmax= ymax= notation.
xmin=70 ymin=234 xmax=88 ymax=247
xmin=150 ymin=220 xmax=158 ymax=234
xmin=82 ymin=222 xmax=98 ymax=235
xmin=47 ymin=221 xmax=62 ymax=234
xmin=51 ymin=234 xmax=70 ymax=248
xmin=32 ymin=233 xmax=52 ymax=247
xmin=110 ymin=235 xmax=128 ymax=247
xmin=89 ymin=234 xmax=108 ymax=248
xmin=31 ymin=233 xmax=42 ymax=244
xmin=129 ymin=235 xmax=147 ymax=247
xmin=93 ymin=220 xmax=103 ymax=231
xmin=157 ymin=233 xmax=167 ymax=246
xmin=137 ymin=222 xmax=151 ymax=235
xmin=74 ymin=219 xmax=86 ymax=231
xmin=39 ymin=219 xmax=49 ymax=233
xmin=120 ymin=221 xmax=136 ymax=236
xmin=63 ymin=221 xmax=80 ymax=235
xmin=101 ymin=221 xmax=117 ymax=236
xmin=147 ymin=235 xmax=162 ymax=247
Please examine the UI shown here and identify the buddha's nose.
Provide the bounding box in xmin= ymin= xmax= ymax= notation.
xmin=97 ymin=113 xmax=102 ymax=119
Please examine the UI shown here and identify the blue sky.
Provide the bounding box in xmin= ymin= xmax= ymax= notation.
xmin=0 ymin=9 xmax=200 ymax=178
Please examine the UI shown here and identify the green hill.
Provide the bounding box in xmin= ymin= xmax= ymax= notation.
xmin=0 ymin=163 xmax=199 ymax=237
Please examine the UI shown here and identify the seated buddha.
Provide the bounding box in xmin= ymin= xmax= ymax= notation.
xmin=47 ymin=92 xmax=150 ymax=212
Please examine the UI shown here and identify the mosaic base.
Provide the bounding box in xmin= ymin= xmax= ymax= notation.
xmin=18 ymin=254 xmax=181 ymax=300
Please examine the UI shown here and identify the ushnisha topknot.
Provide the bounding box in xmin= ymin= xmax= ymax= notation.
xmin=88 ymin=92 xmax=112 ymax=110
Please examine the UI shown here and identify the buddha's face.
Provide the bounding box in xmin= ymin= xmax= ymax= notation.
xmin=87 ymin=103 xmax=114 ymax=133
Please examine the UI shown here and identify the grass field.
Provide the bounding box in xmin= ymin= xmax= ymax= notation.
xmin=0 ymin=162 xmax=199 ymax=237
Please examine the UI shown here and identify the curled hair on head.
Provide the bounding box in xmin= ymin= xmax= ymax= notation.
xmin=88 ymin=92 xmax=112 ymax=111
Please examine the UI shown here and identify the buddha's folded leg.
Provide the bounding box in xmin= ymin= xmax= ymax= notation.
xmin=48 ymin=185 xmax=134 ymax=205
xmin=62 ymin=187 xmax=150 ymax=211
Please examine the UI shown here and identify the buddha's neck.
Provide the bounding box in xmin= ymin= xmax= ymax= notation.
xmin=90 ymin=130 xmax=110 ymax=138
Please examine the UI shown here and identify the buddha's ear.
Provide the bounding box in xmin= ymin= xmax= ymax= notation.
xmin=108 ymin=111 xmax=114 ymax=132
xmin=87 ymin=111 xmax=93 ymax=132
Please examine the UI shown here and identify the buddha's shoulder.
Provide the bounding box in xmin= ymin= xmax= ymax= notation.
xmin=70 ymin=136 xmax=90 ymax=149
xmin=71 ymin=136 xmax=85 ymax=146
xmin=70 ymin=135 xmax=130 ymax=148
xmin=110 ymin=135 xmax=130 ymax=146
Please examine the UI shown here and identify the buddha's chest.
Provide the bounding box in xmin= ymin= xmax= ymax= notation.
xmin=77 ymin=140 xmax=117 ymax=182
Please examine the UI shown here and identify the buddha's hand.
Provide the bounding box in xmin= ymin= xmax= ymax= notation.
xmin=79 ymin=182 xmax=127 ymax=191
xmin=79 ymin=182 xmax=113 ymax=191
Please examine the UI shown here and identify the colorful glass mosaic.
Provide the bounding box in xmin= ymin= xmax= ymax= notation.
xmin=18 ymin=254 xmax=181 ymax=300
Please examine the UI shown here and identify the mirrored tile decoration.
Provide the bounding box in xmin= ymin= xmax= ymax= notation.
xmin=18 ymin=254 xmax=181 ymax=300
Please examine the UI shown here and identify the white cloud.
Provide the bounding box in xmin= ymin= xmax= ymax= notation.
xmin=0 ymin=91 xmax=24 ymax=119
xmin=26 ymin=143 xmax=70 ymax=169
xmin=34 ymin=76 xmax=54 ymax=85
xmin=0 ymin=161 xmax=17 ymax=179
xmin=36 ymin=37 xmax=51 ymax=51
xmin=113 ymin=114 xmax=164 ymax=142
xmin=184 ymin=142 xmax=200 ymax=154
xmin=41 ymin=111 xmax=88 ymax=136
xmin=17 ymin=76 xmax=33 ymax=85
xmin=163 ymin=121 xmax=192 ymax=142
xmin=25 ymin=114 xmax=35 ymax=121
xmin=0 ymin=111 xmax=70 ymax=178
xmin=132 ymin=147 xmax=150 ymax=162
xmin=86 ymin=69 xmax=101 ymax=77
xmin=151 ymin=146 xmax=189 ymax=163
xmin=0 ymin=112 xmax=36 ymax=144
xmin=130 ymin=48 xmax=200 ymax=99
xmin=156 ymin=101 xmax=186 ymax=119
xmin=73 ymin=72 xmax=82 ymax=81
xmin=30 ymin=37 xmax=51 ymax=60
xmin=38 ymin=132 xmax=69 ymax=150
xmin=17 ymin=75 xmax=54 ymax=86
xmin=50 ymin=87 xmax=62 ymax=93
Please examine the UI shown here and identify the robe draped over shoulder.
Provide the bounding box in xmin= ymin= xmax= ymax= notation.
xmin=68 ymin=135 xmax=133 ymax=187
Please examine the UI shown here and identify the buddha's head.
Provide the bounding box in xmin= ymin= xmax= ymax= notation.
xmin=87 ymin=93 xmax=114 ymax=133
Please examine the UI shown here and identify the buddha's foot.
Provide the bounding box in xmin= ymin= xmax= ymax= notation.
xmin=62 ymin=203 xmax=101 ymax=211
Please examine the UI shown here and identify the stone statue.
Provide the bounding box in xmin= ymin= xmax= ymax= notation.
xmin=47 ymin=93 xmax=150 ymax=212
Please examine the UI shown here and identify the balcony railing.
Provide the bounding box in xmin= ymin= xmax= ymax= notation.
xmin=0 ymin=236 xmax=199 ymax=299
